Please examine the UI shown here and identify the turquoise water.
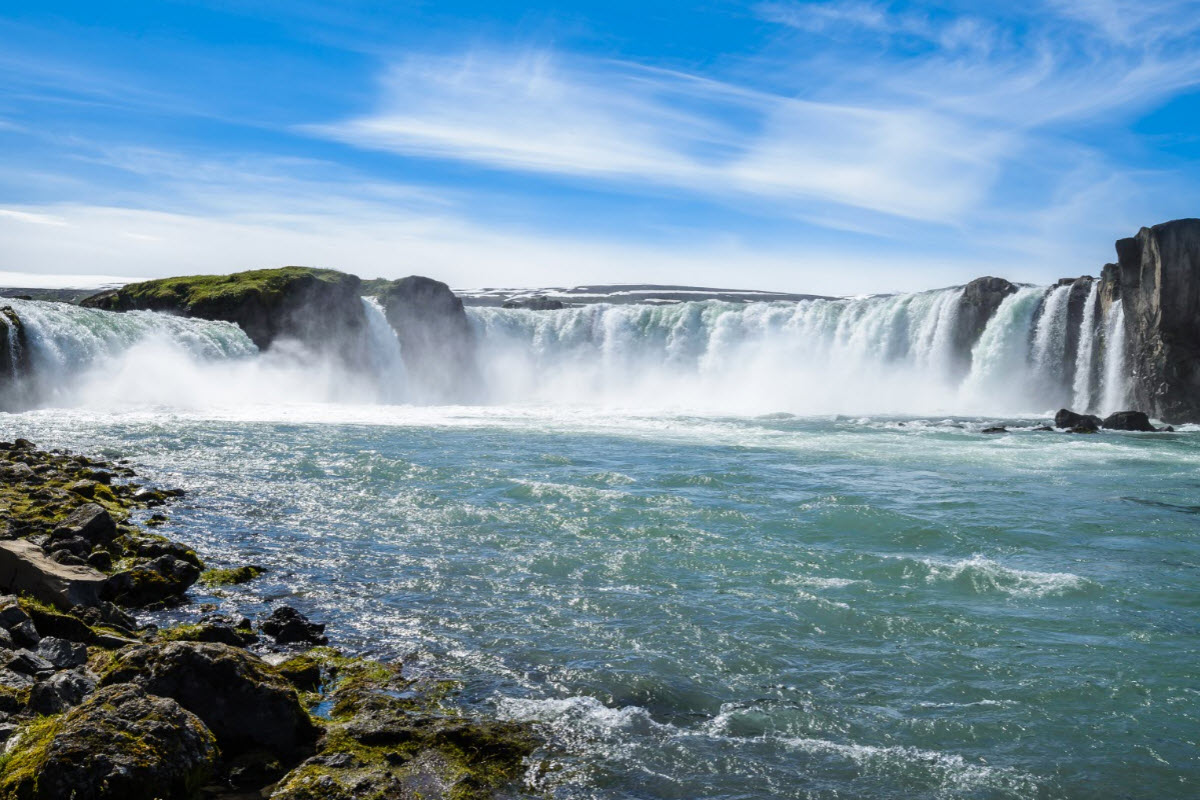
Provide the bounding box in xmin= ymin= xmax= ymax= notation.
xmin=3 ymin=407 xmax=1197 ymax=799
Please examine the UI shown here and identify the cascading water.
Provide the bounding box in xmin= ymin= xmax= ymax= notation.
xmin=1029 ymin=284 xmax=1073 ymax=404
xmin=0 ymin=298 xmax=406 ymax=409
xmin=1099 ymin=300 xmax=1129 ymax=414
xmin=469 ymin=289 xmax=975 ymax=414
xmin=1070 ymin=282 xmax=1101 ymax=411
xmin=1 ymin=282 xmax=1136 ymax=417
xmin=361 ymin=297 xmax=408 ymax=404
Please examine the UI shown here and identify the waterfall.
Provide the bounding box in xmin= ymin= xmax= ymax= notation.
xmin=361 ymin=297 xmax=408 ymax=404
xmin=1070 ymin=282 xmax=1100 ymax=411
xmin=1099 ymin=300 xmax=1129 ymax=414
xmin=468 ymin=287 xmax=1037 ymax=415
xmin=0 ymin=298 xmax=393 ymax=409
xmin=0 ymin=283 xmax=1147 ymax=417
xmin=957 ymin=287 xmax=1045 ymax=411
xmin=1029 ymin=284 xmax=1073 ymax=405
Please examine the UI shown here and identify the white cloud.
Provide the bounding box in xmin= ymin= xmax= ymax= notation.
xmin=309 ymin=50 xmax=1005 ymax=223
xmin=0 ymin=208 xmax=69 ymax=226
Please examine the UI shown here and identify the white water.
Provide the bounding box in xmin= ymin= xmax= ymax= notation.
xmin=1 ymin=285 xmax=1133 ymax=417
xmin=1071 ymin=282 xmax=1101 ymax=411
xmin=1030 ymin=284 xmax=1072 ymax=403
xmin=0 ymin=298 xmax=402 ymax=409
xmin=1099 ymin=300 xmax=1129 ymax=414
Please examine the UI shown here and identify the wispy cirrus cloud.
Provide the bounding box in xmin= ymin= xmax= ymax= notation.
xmin=309 ymin=50 xmax=1004 ymax=224
xmin=309 ymin=1 xmax=1200 ymax=237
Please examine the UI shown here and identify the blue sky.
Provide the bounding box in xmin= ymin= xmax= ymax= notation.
xmin=1 ymin=1 xmax=1199 ymax=294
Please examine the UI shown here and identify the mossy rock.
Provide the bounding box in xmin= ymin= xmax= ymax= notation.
xmin=273 ymin=648 xmax=537 ymax=800
xmin=199 ymin=565 xmax=265 ymax=587
xmin=0 ymin=683 xmax=218 ymax=800
xmin=81 ymin=267 xmax=365 ymax=352
xmin=98 ymin=641 xmax=318 ymax=762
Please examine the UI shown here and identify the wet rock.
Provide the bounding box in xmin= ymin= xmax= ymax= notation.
xmin=1101 ymin=410 xmax=1157 ymax=432
xmin=98 ymin=641 xmax=318 ymax=761
xmin=102 ymin=554 xmax=201 ymax=607
xmin=36 ymin=637 xmax=88 ymax=669
xmin=159 ymin=617 xmax=258 ymax=648
xmin=51 ymin=503 xmax=117 ymax=545
xmin=0 ymin=683 xmax=219 ymax=800
xmin=275 ymin=654 xmax=323 ymax=692
xmin=0 ymin=539 xmax=108 ymax=608
xmin=28 ymin=668 xmax=96 ymax=714
xmin=981 ymin=426 xmax=1007 ymax=434
xmin=951 ymin=277 xmax=1018 ymax=372
xmin=260 ymin=606 xmax=328 ymax=646
xmin=125 ymin=536 xmax=202 ymax=567
xmin=1054 ymin=409 xmax=1102 ymax=430
xmin=380 ymin=275 xmax=480 ymax=402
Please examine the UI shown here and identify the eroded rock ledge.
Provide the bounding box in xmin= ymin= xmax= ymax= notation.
xmin=0 ymin=440 xmax=539 ymax=800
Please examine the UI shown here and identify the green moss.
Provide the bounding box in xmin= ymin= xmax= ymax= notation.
xmin=93 ymin=268 xmax=350 ymax=311
xmin=199 ymin=565 xmax=265 ymax=587
xmin=0 ymin=714 xmax=64 ymax=796
xmin=154 ymin=623 xmax=207 ymax=643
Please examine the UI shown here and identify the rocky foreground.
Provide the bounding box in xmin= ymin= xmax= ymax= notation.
xmin=0 ymin=440 xmax=538 ymax=800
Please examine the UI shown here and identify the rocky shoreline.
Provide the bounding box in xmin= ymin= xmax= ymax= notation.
xmin=0 ymin=440 xmax=538 ymax=800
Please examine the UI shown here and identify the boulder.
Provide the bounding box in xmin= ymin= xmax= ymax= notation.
xmin=380 ymin=276 xmax=480 ymax=402
xmin=82 ymin=267 xmax=367 ymax=359
xmin=260 ymin=606 xmax=328 ymax=646
xmin=0 ymin=540 xmax=108 ymax=608
xmin=0 ymin=683 xmax=218 ymax=800
xmin=1101 ymin=410 xmax=1157 ymax=432
xmin=51 ymin=503 xmax=117 ymax=545
xmin=4 ymin=648 xmax=54 ymax=676
xmin=1104 ymin=219 xmax=1200 ymax=422
xmin=102 ymin=554 xmax=200 ymax=607
xmin=36 ymin=636 xmax=88 ymax=669
xmin=1054 ymin=409 xmax=1102 ymax=430
xmin=981 ymin=426 xmax=1007 ymax=434
xmin=28 ymin=668 xmax=96 ymax=715
xmin=98 ymin=641 xmax=318 ymax=761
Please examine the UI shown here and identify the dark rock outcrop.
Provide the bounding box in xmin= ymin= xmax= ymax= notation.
xmin=1102 ymin=219 xmax=1200 ymax=422
xmin=502 ymin=295 xmax=565 ymax=310
xmin=102 ymin=554 xmax=201 ymax=607
xmin=81 ymin=267 xmax=367 ymax=358
xmin=259 ymin=606 xmax=328 ymax=646
xmin=379 ymin=276 xmax=480 ymax=402
xmin=1054 ymin=409 xmax=1102 ymax=430
xmin=952 ymin=277 xmax=1018 ymax=371
xmin=98 ymin=641 xmax=318 ymax=761
xmin=0 ymin=683 xmax=218 ymax=800
xmin=1101 ymin=410 xmax=1157 ymax=432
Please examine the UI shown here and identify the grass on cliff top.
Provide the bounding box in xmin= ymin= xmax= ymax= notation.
xmin=116 ymin=267 xmax=354 ymax=307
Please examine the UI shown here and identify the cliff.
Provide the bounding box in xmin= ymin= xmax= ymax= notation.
xmin=81 ymin=267 xmax=366 ymax=356
xmin=377 ymin=276 xmax=480 ymax=402
xmin=1101 ymin=218 xmax=1200 ymax=423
